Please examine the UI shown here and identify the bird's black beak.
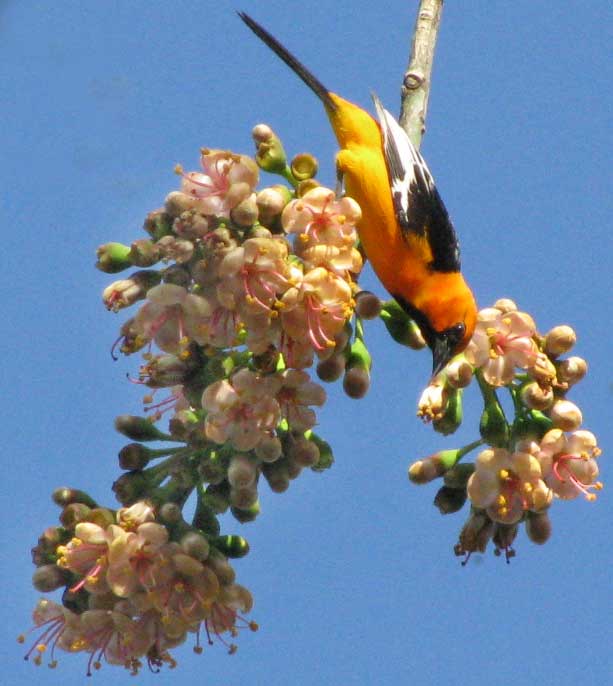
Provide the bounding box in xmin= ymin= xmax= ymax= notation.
xmin=431 ymin=333 xmax=453 ymax=379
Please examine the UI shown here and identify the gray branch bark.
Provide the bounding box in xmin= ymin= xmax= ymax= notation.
xmin=399 ymin=0 xmax=444 ymax=149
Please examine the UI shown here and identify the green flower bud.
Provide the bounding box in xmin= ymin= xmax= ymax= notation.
xmin=479 ymin=391 xmax=510 ymax=448
xmin=433 ymin=388 xmax=463 ymax=435
xmin=59 ymin=503 xmax=91 ymax=529
xmin=306 ymin=432 xmax=334 ymax=472
xmin=95 ymin=242 xmax=132 ymax=273
xmin=253 ymin=124 xmax=287 ymax=173
xmin=512 ymin=409 xmax=553 ymax=442
xmin=212 ymin=535 xmax=250 ymax=559
xmin=408 ymin=448 xmax=463 ymax=484
xmin=343 ymin=338 xmax=372 ymax=398
xmin=379 ymin=301 xmax=426 ymax=349
xmin=52 ymin=487 xmax=98 ymax=509
xmin=433 ymin=486 xmax=467 ymax=514
xmin=114 ymin=415 xmax=173 ymax=442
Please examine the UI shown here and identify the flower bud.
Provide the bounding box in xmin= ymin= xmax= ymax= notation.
xmin=253 ymin=124 xmax=287 ymax=173
xmin=343 ymin=366 xmax=370 ymax=399
xmin=52 ymin=488 xmax=98 ymax=509
xmin=230 ymin=486 xmax=259 ymax=510
xmin=103 ymin=270 xmax=162 ymax=312
xmin=408 ymin=448 xmax=462 ymax=484
xmin=380 ymin=301 xmax=426 ymax=349
xmin=59 ymin=503 xmax=91 ymax=529
xmin=231 ymin=500 xmax=260 ymax=523
xmin=549 ymin=399 xmax=582 ymax=431
xmin=180 ymin=532 xmax=210 ymax=561
xmin=256 ymin=185 xmax=292 ymax=228
xmin=32 ymin=564 xmax=69 ymax=592
xmin=479 ymin=395 xmax=510 ymax=448
xmin=162 ymin=264 xmax=191 ymax=287
xmin=31 ymin=527 xmax=65 ymax=566
xmin=443 ymin=462 xmax=476 ymax=489
xmin=316 ymin=353 xmax=346 ymax=382
xmin=114 ymin=415 xmax=171 ymax=442
xmin=530 ymin=352 xmax=557 ymax=388
xmin=143 ymin=208 xmax=173 ymax=240
xmin=544 ymin=325 xmax=576 ymax=356
xmin=296 ymin=179 xmax=320 ymax=196
xmin=433 ymin=388 xmax=463 ymax=435
xmin=290 ymin=153 xmax=318 ymax=181
xmin=112 ymin=471 xmax=148 ymax=506
xmin=88 ymin=508 xmax=115 ymax=529
xmin=306 ymin=432 xmax=334 ymax=472
xmin=434 ymin=486 xmax=467 ymax=514
xmin=287 ymin=435 xmax=320 ymax=467
xmin=62 ymin=587 xmax=89 ymax=615
xmin=262 ymin=460 xmax=291 ymax=493
xmin=129 ymin=239 xmax=162 ymax=267
xmin=159 ymin=502 xmax=182 ymax=524
xmin=445 ymin=357 xmax=473 ymax=389
xmin=95 ymin=242 xmax=132 ymax=273
xmin=118 ymin=443 xmax=151 ymax=471
xmin=520 ymin=381 xmax=554 ymax=411
xmin=526 ymin=511 xmax=552 ymax=545
xmin=213 ymin=535 xmax=250 ymax=559
xmin=206 ymin=553 xmax=236 ymax=586
xmin=254 ymin=435 xmax=283 ymax=463
xmin=164 ymin=190 xmax=203 ymax=216
xmin=227 ymin=454 xmax=257 ymax=490
xmin=493 ymin=298 xmax=517 ymax=313
xmin=556 ymin=356 xmax=587 ymax=386
xmin=230 ymin=193 xmax=259 ymax=227
xmin=354 ymin=290 xmax=382 ymax=320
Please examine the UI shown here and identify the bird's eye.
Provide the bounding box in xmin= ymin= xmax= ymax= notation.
xmin=445 ymin=322 xmax=465 ymax=344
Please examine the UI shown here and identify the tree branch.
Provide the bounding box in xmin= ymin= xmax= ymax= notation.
xmin=399 ymin=0 xmax=444 ymax=149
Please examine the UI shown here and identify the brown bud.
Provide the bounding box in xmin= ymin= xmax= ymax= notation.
xmin=520 ymin=381 xmax=554 ymax=411
xmin=526 ymin=511 xmax=552 ymax=545
xmin=556 ymin=356 xmax=587 ymax=386
xmin=342 ymin=367 xmax=370 ymax=399
xmin=549 ymin=399 xmax=582 ymax=431
xmin=544 ymin=325 xmax=576 ymax=356
xmin=32 ymin=565 xmax=68 ymax=592
xmin=316 ymin=353 xmax=346 ymax=382
xmin=230 ymin=193 xmax=259 ymax=227
xmin=354 ymin=290 xmax=382 ymax=320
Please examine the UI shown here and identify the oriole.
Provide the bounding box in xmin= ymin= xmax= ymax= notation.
xmin=239 ymin=13 xmax=477 ymax=377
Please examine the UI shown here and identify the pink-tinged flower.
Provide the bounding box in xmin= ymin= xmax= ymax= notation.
xmin=281 ymin=187 xmax=361 ymax=247
xmin=280 ymin=267 xmax=354 ymax=356
xmin=133 ymin=284 xmax=190 ymax=355
xmin=202 ymin=369 xmax=282 ymax=451
xmin=275 ymin=369 xmax=326 ymax=431
xmin=146 ymin=546 xmax=220 ymax=625
xmin=106 ymin=522 xmax=169 ymax=598
xmin=56 ymin=522 xmax=110 ymax=595
xmin=217 ymin=236 xmax=295 ymax=315
xmin=204 ymin=584 xmax=257 ymax=654
xmin=467 ymin=446 xmax=552 ymax=524
xmin=538 ymin=429 xmax=602 ymax=501
xmin=156 ymin=235 xmax=194 ymax=264
xmin=295 ymin=242 xmax=363 ymax=276
xmin=20 ymin=599 xmax=81 ymax=668
xmin=78 ymin=609 xmax=148 ymax=674
xmin=182 ymin=290 xmax=240 ymax=349
xmin=116 ymin=502 xmax=155 ymax=530
xmin=177 ymin=149 xmax=259 ymax=218
xmin=465 ymin=307 xmax=538 ymax=386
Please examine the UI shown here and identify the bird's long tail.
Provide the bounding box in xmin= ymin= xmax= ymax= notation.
xmin=238 ymin=12 xmax=338 ymax=113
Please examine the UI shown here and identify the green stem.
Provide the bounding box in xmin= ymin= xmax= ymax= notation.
xmin=457 ymin=439 xmax=485 ymax=460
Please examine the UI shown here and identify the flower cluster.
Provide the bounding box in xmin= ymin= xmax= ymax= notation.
xmin=408 ymin=298 xmax=602 ymax=563
xmin=26 ymin=126 xmax=373 ymax=673
xmin=22 ymin=497 xmax=255 ymax=674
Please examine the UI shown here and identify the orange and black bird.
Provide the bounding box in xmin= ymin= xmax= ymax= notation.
xmin=239 ymin=12 xmax=477 ymax=377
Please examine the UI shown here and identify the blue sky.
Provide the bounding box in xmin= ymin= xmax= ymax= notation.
xmin=1 ymin=1 xmax=611 ymax=685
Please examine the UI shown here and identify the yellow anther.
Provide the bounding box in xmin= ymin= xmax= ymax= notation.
xmin=523 ymin=482 xmax=533 ymax=493
xmin=299 ymin=233 xmax=309 ymax=243
xmin=499 ymin=469 xmax=510 ymax=480
xmin=249 ymin=621 xmax=259 ymax=631
xmin=595 ymin=481 xmax=604 ymax=490
xmin=174 ymin=164 xmax=184 ymax=176
xmin=586 ymin=494 xmax=597 ymax=502
xmin=37 ymin=644 xmax=47 ymax=653
xmin=337 ymin=214 xmax=346 ymax=224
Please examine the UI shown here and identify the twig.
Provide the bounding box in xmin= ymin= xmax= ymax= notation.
xmin=399 ymin=0 xmax=444 ymax=149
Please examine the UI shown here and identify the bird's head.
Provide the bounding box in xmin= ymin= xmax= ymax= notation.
xmin=394 ymin=276 xmax=477 ymax=378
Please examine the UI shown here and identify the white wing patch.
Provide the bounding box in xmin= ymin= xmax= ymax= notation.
xmin=371 ymin=94 xmax=461 ymax=272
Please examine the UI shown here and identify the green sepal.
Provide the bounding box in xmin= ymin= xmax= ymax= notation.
xmin=114 ymin=415 xmax=175 ymax=442
xmin=193 ymin=495 xmax=221 ymax=537
xmin=304 ymin=431 xmax=334 ymax=472
xmin=231 ymin=500 xmax=260 ymax=523
xmin=96 ymin=242 xmax=132 ymax=273
xmin=212 ymin=535 xmax=250 ymax=558
xmin=444 ymin=462 xmax=476 ymax=489
xmin=433 ymin=388 xmax=463 ymax=435
xmin=512 ymin=409 xmax=554 ymax=442
xmin=345 ymin=337 xmax=372 ymax=371
xmin=433 ymin=485 xmax=468 ymax=515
